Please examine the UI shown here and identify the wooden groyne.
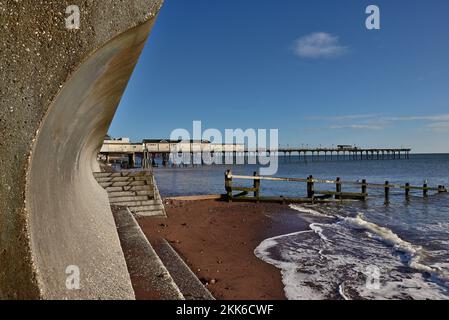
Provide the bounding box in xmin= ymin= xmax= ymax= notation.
xmin=224 ymin=170 xmax=447 ymax=204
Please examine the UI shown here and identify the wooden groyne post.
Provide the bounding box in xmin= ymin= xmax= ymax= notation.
xmin=405 ymin=183 xmax=411 ymax=200
xmin=423 ymin=182 xmax=428 ymax=198
xmin=307 ymin=175 xmax=315 ymax=199
xmin=384 ymin=181 xmax=390 ymax=204
xmin=361 ymin=179 xmax=367 ymax=201
xmin=253 ymin=172 xmax=261 ymax=199
xmin=225 ymin=169 xmax=233 ymax=202
xmin=336 ymin=177 xmax=342 ymax=200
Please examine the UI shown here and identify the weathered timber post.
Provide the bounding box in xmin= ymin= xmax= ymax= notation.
xmin=225 ymin=170 xmax=233 ymax=202
xmin=423 ymin=182 xmax=428 ymax=198
xmin=307 ymin=175 xmax=315 ymax=199
xmin=336 ymin=177 xmax=342 ymax=200
xmin=253 ymin=172 xmax=261 ymax=199
xmin=361 ymin=179 xmax=367 ymax=200
xmin=405 ymin=183 xmax=411 ymax=200
xmin=384 ymin=181 xmax=390 ymax=204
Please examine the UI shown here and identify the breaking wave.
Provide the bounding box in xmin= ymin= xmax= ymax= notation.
xmin=255 ymin=204 xmax=449 ymax=300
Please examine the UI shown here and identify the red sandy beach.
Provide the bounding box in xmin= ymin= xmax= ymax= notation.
xmin=138 ymin=200 xmax=309 ymax=300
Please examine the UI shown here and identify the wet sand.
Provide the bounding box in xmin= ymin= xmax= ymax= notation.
xmin=138 ymin=200 xmax=309 ymax=300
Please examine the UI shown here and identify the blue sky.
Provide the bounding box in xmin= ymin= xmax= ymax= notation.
xmin=110 ymin=0 xmax=449 ymax=153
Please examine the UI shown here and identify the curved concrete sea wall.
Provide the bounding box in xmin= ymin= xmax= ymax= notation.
xmin=0 ymin=0 xmax=162 ymax=299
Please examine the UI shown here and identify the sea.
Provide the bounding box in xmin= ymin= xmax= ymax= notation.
xmin=153 ymin=154 xmax=449 ymax=300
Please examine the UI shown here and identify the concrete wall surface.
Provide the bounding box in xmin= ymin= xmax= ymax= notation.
xmin=0 ymin=0 xmax=162 ymax=299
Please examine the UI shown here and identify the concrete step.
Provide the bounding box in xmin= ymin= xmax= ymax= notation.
xmin=95 ymin=170 xmax=165 ymax=218
xmin=108 ymin=191 xmax=137 ymax=198
xmin=151 ymin=238 xmax=214 ymax=300
xmin=108 ymin=189 xmax=155 ymax=197
xmin=94 ymin=171 xmax=152 ymax=178
xmin=108 ymin=190 xmax=154 ymax=196
xmin=96 ymin=176 xmax=135 ymax=183
xmin=135 ymin=190 xmax=155 ymax=197
xmin=120 ymin=171 xmax=152 ymax=177
xmin=111 ymin=200 xmax=162 ymax=207
xmin=105 ymin=184 xmax=153 ymax=192
xmin=97 ymin=176 xmax=153 ymax=183
xmin=105 ymin=186 xmax=125 ymax=192
xmin=134 ymin=211 xmax=167 ymax=218
xmin=123 ymin=185 xmax=152 ymax=192
xmin=109 ymin=195 xmax=150 ymax=203
xmin=93 ymin=172 xmax=119 ymax=178
xmin=129 ymin=205 xmax=164 ymax=212
xmin=111 ymin=206 xmax=184 ymax=300
xmin=100 ymin=180 xmax=147 ymax=188
xmin=133 ymin=176 xmax=153 ymax=181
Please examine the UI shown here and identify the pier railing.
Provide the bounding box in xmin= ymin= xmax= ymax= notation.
xmin=224 ymin=170 xmax=447 ymax=204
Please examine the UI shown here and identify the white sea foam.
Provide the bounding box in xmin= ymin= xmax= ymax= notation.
xmin=342 ymin=214 xmax=419 ymax=257
xmin=338 ymin=283 xmax=350 ymax=300
xmin=255 ymin=210 xmax=449 ymax=300
xmin=254 ymin=230 xmax=326 ymax=300
xmin=310 ymin=223 xmax=330 ymax=243
xmin=289 ymin=204 xmax=329 ymax=217
xmin=342 ymin=214 xmax=449 ymax=286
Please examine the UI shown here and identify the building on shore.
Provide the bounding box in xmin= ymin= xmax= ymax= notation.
xmin=99 ymin=138 xmax=246 ymax=168
xmin=142 ymin=139 xmax=245 ymax=153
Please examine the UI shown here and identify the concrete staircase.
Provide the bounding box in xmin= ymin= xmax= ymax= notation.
xmin=112 ymin=206 xmax=214 ymax=300
xmin=95 ymin=172 xmax=213 ymax=300
xmin=94 ymin=171 xmax=166 ymax=218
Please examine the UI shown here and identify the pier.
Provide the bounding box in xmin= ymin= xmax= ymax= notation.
xmin=99 ymin=138 xmax=412 ymax=168
xmin=276 ymin=147 xmax=411 ymax=161
xmin=224 ymin=170 xmax=447 ymax=204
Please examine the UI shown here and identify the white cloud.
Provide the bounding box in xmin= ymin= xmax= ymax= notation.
xmin=384 ymin=114 xmax=449 ymax=122
xmin=329 ymin=124 xmax=384 ymax=130
xmin=306 ymin=114 xmax=379 ymax=121
xmin=304 ymin=112 xmax=449 ymax=132
xmin=426 ymin=122 xmax=449 ymax=132
xmin=294 ymin=32 xmax=348 ymax=59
